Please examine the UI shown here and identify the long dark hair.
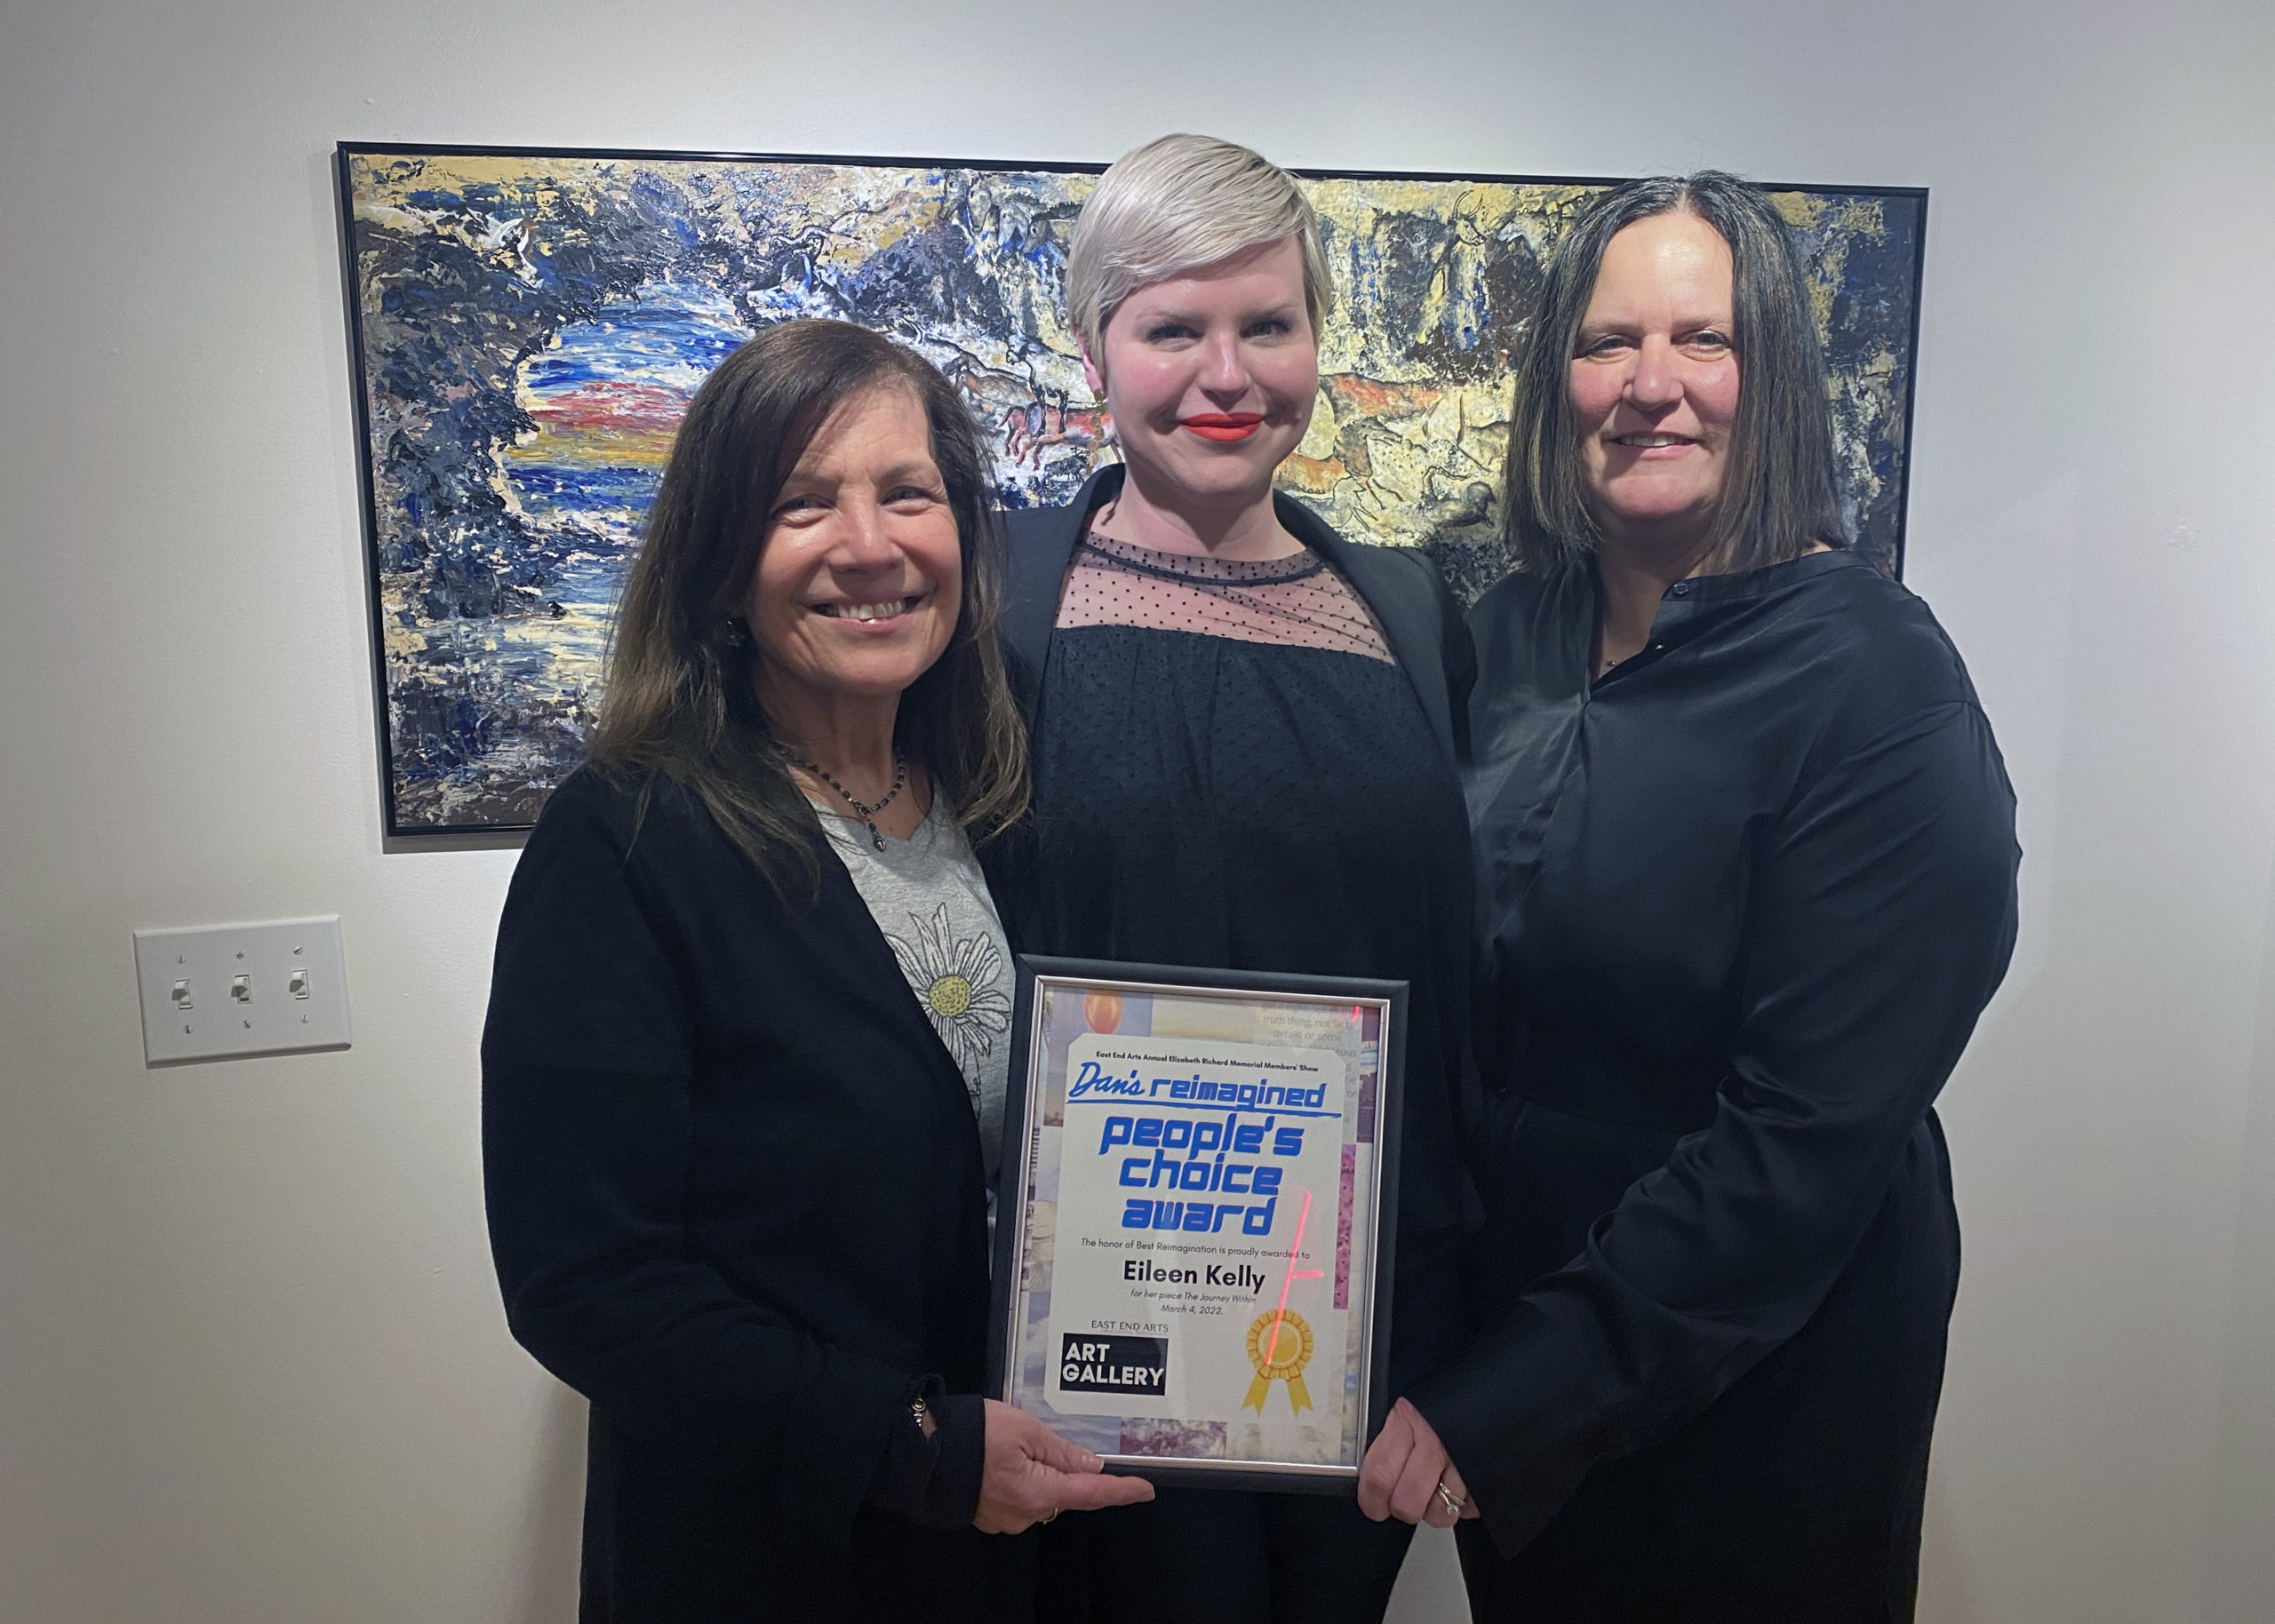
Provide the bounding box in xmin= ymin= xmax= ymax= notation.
xmin=588 ymin=318 xmax=1027 ymax=891
xmin=1503 ymin=171 xmax=1848 ymax=576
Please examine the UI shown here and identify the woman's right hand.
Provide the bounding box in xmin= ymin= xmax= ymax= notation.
xmin=972 ymin=1398 xmax=1155 ymax=1532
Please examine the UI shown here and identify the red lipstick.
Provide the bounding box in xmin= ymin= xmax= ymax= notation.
xmin=1181 ymin=413 xmax=1264 ymax=442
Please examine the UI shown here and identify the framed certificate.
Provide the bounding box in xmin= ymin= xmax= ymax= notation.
xmin=987 ymin=957 xmax=1405 ymax=1493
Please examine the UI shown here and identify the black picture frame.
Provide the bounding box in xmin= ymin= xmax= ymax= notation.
xmin=987 ymin=955 xmax=1407 ymax=1493
xmin=337 ymin=142 xmax=1927 ymax=839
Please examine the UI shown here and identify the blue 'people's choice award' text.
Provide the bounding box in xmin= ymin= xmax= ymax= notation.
xmin=1042 ymin=1032 xmax=1352 ymax=1443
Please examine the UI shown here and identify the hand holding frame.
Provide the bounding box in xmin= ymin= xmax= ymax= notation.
xmin=1357 ymin=1396 xmax=1478 ymax=1529
xmin=973 ymin=1398 xmax=1156 ymax=1533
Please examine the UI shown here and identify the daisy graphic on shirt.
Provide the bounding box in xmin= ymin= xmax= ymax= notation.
xmin=887 ymin=903 xmax=1011 ymax=1089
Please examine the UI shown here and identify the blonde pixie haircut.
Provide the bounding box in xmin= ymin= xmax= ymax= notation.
xmin=1066 ymin=133 xmax=1334 ymax=362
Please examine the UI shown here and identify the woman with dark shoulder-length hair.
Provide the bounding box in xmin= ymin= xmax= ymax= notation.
xmin=482 ymin=318 xmax=1148 ymax=1622
xmin=1357 ymin=173 xmax=2021 ymax=1620
xmin=988 ymin=132 xmax=1478 ymax=1624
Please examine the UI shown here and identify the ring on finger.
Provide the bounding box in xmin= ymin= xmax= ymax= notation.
xmin=1434 ymin=1479 xmax=1466 ymax=1518
xmin=1039 ymin=1507 xmax=1059 ymax=1525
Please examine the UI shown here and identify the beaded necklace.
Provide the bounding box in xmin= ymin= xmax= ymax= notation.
xmin=786 ymin=751 xmax=908 ymax=851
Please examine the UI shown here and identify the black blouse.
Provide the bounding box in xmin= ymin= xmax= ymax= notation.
xmin=1412 ymin=549 xmax=2021 ymax=1557
xmin=1031 ymin=620 xmax=1473 ymax=1288
xmin=994 ymin=468 xmax=1481 ymax=1387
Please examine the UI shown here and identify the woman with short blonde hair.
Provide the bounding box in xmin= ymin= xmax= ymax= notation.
xmin=989 ymin=134 xmax=1478 ymax=1624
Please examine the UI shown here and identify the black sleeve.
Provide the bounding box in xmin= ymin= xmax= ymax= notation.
xmin=1436 ymin=568 xmax=1477 ymax=770
xmin=1411 ymin=702 xmax=2019 ymax=1556
xmin=865 ymin=1383 xmax=986 ymax=1529
xmin=1384 ymin=544 xmax=1477 ymax=769
xmin=481 ymin=783 xmax=934 ymax=1547
xmin=1425 ymin=556 xmax=1486 ymax=1183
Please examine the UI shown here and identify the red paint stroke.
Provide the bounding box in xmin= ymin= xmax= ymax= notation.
xmin=1265 ymin=1188 xmax=1323 ymax=1366
xmin=528 ymin=380 xmax=691 ymax=436
xmin=1329 ymin=376 xmax=1444 ymax=419
xmin=1000 ymin=401 xmax=1110 ymax=468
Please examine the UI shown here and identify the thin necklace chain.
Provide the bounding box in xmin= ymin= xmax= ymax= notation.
xmin=785 ymin=750 xmax=907 ymax=851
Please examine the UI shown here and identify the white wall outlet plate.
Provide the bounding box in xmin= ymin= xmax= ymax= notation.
xmin=132 ymin=916 xmax=352 ymax=1066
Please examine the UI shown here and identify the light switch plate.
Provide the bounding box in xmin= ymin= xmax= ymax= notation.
xmin=133 ymin=916 xmax=351 ymax=1065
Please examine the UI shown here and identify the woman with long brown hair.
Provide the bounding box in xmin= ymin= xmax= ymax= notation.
xmin=481 ymin=318 xmax=1148 ymax=1620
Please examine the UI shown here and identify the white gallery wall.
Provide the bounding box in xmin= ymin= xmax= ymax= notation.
xmin=3 ymin=1 xmax=2272 ymax=1619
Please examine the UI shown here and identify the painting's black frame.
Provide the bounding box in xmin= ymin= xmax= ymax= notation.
xmin=986 ymin=955 xmax=1408 ymax=1494
xmin=335 ymin=142 xmax=1928 ymax=840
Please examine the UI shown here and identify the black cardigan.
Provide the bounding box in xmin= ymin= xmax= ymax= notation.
xmin=482 ymin=768 xmax=1015 ymax=1617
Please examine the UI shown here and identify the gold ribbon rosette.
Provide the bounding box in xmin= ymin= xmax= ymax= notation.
xmin=1242 ymin=1310 xmax=1314 ymax=1415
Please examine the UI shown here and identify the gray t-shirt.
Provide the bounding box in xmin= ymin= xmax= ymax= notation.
xmin=813 ymin=797 xmax=1012 ymax=1190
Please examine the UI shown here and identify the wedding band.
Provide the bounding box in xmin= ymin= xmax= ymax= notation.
xmin=1434 ymin=1479 xmax=1466 ymax=1517
xmin=1039 ymin=1508 xmax=1059 ymax=1525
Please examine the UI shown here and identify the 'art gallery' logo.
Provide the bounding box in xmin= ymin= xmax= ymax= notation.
xmin=1058 ymin=1333 xmax=1168 ymax=1396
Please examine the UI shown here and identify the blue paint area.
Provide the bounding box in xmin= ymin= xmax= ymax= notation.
xmin=522 ymin=280 xmax=747 ymax=397
xmin=506 ymin=462 xmax=660 ymax=521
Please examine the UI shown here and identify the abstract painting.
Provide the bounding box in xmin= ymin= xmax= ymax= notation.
xmin=338 ymin=145 xmax=1925 ymax=834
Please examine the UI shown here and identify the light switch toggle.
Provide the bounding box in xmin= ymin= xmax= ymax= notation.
xmin=287 ymin=967 xmax=310 ymax=1000
xmin=172 ymin=980 xmax=193 ymax=1010
xmin=231 ymin=975 xmax=252 ymax=1003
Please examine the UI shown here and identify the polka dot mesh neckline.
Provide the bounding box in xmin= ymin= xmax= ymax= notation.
xmin=1055 ymin=529 xmax=1394 ymax=663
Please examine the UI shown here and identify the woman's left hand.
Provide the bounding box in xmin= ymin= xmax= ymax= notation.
xmin=1358 ymin=1396 xmax=1479 ymax=1528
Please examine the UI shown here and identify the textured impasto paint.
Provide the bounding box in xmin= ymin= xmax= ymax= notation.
xmin=341 ymin=149 xmax=1923 ymax=832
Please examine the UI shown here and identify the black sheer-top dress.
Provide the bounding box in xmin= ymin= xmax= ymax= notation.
xmin=993 ymin=466 xmax=1479 ymax=1624
xmin=1412 ymin=549 xmax=2021 ymax=1622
